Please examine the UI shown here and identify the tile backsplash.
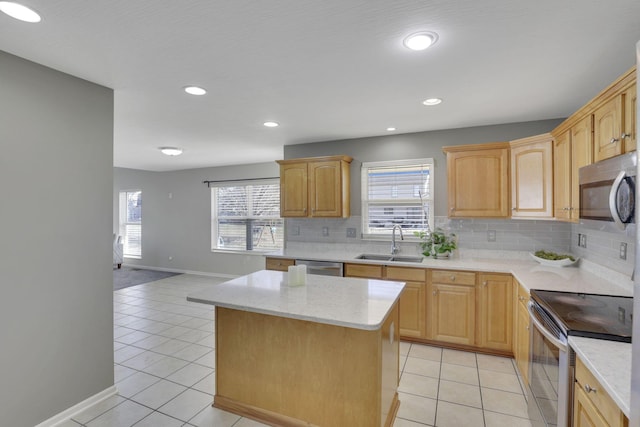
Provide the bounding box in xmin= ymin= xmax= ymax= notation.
xmin=285 ymin=216 xmax=635 ymax=277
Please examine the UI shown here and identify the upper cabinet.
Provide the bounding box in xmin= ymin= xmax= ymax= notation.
xmin=443 ymin=142 xmax=510 ymax=218
xmin=553 ymin=116 xmax=593 ymax=222
xmin=277 ymin=155 xmax=352 ymax=218
xmin=552 ymin=66 xmax=635 ymax=221
xmin=509 ymin=134 xmax=553 ymax=218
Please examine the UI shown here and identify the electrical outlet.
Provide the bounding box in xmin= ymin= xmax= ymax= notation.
xmin=168 ymin=256 xmax=173 ymax=261
xmin=291 ymin=226 xmax=300 ymax=236
xmin=487 ymin=230 xmax=496 ymax=242
xmin=620 ymin=242 xmax=627 ymax=260
xmin=322 ymin=226 xmax=329 ymax=237
xmin=579 ymin=234 xmax=587 ymax=248
xmin=346 ymin=228 xmax=356 ymax=238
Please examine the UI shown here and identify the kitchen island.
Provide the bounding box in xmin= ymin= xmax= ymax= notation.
xmin=187 ymin=270 xmax=405 ymax=427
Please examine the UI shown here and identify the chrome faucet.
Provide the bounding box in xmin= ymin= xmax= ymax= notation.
xmin=391 ymin=225 xmax=404 ymax=255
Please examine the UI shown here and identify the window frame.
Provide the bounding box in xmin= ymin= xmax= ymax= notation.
xmin=361 ymin=158 xmax=434 ymax=240
xmin=118 ymin=190 xmax=142 ymax=259
xmin=210 ymin=178 xmax=284 ymax=254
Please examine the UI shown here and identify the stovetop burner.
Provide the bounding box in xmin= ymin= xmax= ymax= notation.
xmin=530 ymin=290 xmax=633 ymax=343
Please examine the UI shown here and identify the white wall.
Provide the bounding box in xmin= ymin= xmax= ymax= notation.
xmin=114 ymin=162 xmax=279 ymax=276
xmin=0 ymin=51 xmax=114 ymax=426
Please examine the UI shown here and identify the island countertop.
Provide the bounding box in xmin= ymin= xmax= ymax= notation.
xmin=187 ymin=269 xmax=405 ymax=330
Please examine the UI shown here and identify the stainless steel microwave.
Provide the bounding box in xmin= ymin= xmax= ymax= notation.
xmin=579 ymin=152 xmax=636 ymax=229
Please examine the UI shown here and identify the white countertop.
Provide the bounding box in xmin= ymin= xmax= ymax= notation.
xmin=186 ymin=270 xmax=405 ymax=330
xmin=569 ymin=336 xmax=632 ymax=418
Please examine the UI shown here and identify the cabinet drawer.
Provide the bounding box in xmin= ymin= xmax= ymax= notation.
xmin=431 ymin=270 xmax=476 ymax=286
xmin=575 ymin=357 xmax=626 ymax=425
xmin=344 ymin=263 xmax=383 ymax=278
xmin=386 ymin=266 xmax=426 ymax=282
xmin=265 ymin=257 xmax=295 ymax=271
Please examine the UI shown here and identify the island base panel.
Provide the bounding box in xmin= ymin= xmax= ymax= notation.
xmin=214 ymin=305 xmax=399 ymax=427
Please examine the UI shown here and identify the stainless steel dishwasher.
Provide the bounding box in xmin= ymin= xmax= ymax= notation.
xmin=295 ymin=259 xmax=343 ymax=276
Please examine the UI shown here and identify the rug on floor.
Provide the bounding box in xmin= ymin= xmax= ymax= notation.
xmin=113 ymin=266 xmax=182 ymax=290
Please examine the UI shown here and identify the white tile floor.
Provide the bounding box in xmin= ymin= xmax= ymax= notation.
xmin=62 ymin=273 xmax=534 ymax=426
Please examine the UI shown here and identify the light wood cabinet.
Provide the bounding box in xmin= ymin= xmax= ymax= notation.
xmin=443 ymin=143 xmax=510 ymax=218
xmin=594 ymin=95 xmax=623 ymax=162
xmin=574 ymin=356 xmax=628 ymax=427
xmin=623 ymin=84 xmax=637 ymax=153
xmin=387 ymin=266 xmax=426 ymax=339
xmin=553 ymin=115 xmax=593 ymax=222
xmin=513 ymin=280 xmax=530 ymax=385
xmin=510 ymin=134 xmax=553 ymax=218
xmin=427 ymin=270 xmax=476 ymax=346
xmin=265 ymin=257 xmax=295 ymax=272
xmin=477 ymin=273 xmax=513 ymax=352
xmin=344 ymin=263 xmax=426 ymax=339
xmin=277 ymin=155 xmax=352 ymax=218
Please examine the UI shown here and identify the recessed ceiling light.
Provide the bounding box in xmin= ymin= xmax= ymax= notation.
xmin=0 ymin=1 xmax=41 ymax=22
xmin=159 ymin=147 xmax=183 ymax=156
xmin=422 ymin=98 xmax=442 ymax=106
xmin=184 ymin=86 xmax=207 ymax=96
xmin=386 ymin=127 xmax=397 ymax=132
xmin=403 ymin=31 xmax=438 ymax=51
xmin=263 ymin=121 xmax=279 ymax=128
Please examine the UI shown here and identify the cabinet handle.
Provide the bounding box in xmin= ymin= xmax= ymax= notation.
xmin=621 ymin=133 xmax=631 ymax=139
xmin=584 ymin=384 xmax=597 ymax=394
xmin=518 ymin=296 xmax=525 ymax=301
xmin=512 ymin=207 xmax=517 ymax=211
xmin=450 ymin=207 xmax=455 ymax=212
xmin=450 ymin=275 xmax=455 ymax=281
xmin=482 ymin=281 xmax=488 ymax=286
xmin=526 ymin=326 xmax=529 ymax=330
xmin=433 ymin=290 xmax=438 ymax=296
xmin=303 ymin=208 xmax=307 ymax=213
xmin=610 ymin=137 xmax=620 ymax=144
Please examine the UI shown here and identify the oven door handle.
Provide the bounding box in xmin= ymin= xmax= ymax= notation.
xmin=609 ymin=170 xmax=627 ymax=230
xmin=528 ymin=302 xmax=568 ymax=352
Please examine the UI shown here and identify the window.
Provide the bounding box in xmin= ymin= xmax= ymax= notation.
xmin=211 ymin=180 xmax=284 ymax=252
xmin=119 ymin=190 xmax=142 ymax=258
xmin=361 ymin=159 xmax=434 ymax=237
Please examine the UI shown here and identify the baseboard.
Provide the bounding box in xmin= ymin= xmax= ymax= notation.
xmin=121 ymin=263 xmax=238 ymax=280
xmin=34 ymin=385 xmax=117 ymax=427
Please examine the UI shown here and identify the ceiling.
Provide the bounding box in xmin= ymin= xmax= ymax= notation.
xmin=1 ymin=1 xmax=640 ymax=171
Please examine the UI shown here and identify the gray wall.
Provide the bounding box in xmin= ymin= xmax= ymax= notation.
xmin=114 ymin=162 xmax=279 ymax=276
xmin=284 ymin=120 xmax=564 ymax=217
xmin=0 ymin=51 xmax=114 ymax=426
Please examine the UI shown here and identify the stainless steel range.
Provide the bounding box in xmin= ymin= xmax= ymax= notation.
xmin=527 ymin=290 xmax=633 ymax=427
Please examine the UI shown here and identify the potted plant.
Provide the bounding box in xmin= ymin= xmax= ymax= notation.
xmin=414 ymin=227 xmax=457 ymax=258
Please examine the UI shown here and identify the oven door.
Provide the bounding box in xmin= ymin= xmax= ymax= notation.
xmin=528 ymin=301 xmax=572 ymax=427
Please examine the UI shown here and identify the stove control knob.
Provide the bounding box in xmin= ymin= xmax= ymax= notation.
xmin=584 ymin=384 xmax=597 ymax=394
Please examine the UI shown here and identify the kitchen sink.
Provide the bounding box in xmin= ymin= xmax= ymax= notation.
xmin=355 ymin=254 xmax=393 ymax=261
xmin=389 ymin=255 xmax=424 ymax=263
xmin=355 ymin=254 xmax=424 ymax=263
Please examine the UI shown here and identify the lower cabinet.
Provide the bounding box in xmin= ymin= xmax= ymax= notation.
xmin=513 ymin=280 xmax=530 ymax=385
xmin=574 ymin=356 xmax=628 ymax=427
xmin=427 ymin=270 xmax=477 ymax=346
xmin=478 ymin=273 xmax=513 ymax=351
xmin=265 ymin=257 xmax=295 ymax=272
xmin=344 ymin=263 xmax=426 ymax=339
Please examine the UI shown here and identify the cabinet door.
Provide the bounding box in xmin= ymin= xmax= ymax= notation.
xmin=594 ymin=96 xmax=623 ymax=162
xmin=515 ymin=301 xmax=530 ymax=385
xmin=280 ymin=162 xmax=308 ymax=217
xmin=623 ymin=84 xmax=637 ymax=153
xmin=447 ymin=148 xmax=510 ymax=218
xmin=478 ymin=274 xmax=513 ymax=352
xmin=308 ymin=160 xmax=343 ymax=217
xmin=574 ymin=385 xmax=609 ymax=427
xmin=398 ymin=281 xmax=426 ymax=338
xmin=553 ymin=130 xmax=572 ymax=220
xmin=571 ymin=116 xmax=594 ymax=221
xmin=428 ymin=283 xmax=475 ymax=345
xmin=511 ymin=136 xmax=553 ymax=218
